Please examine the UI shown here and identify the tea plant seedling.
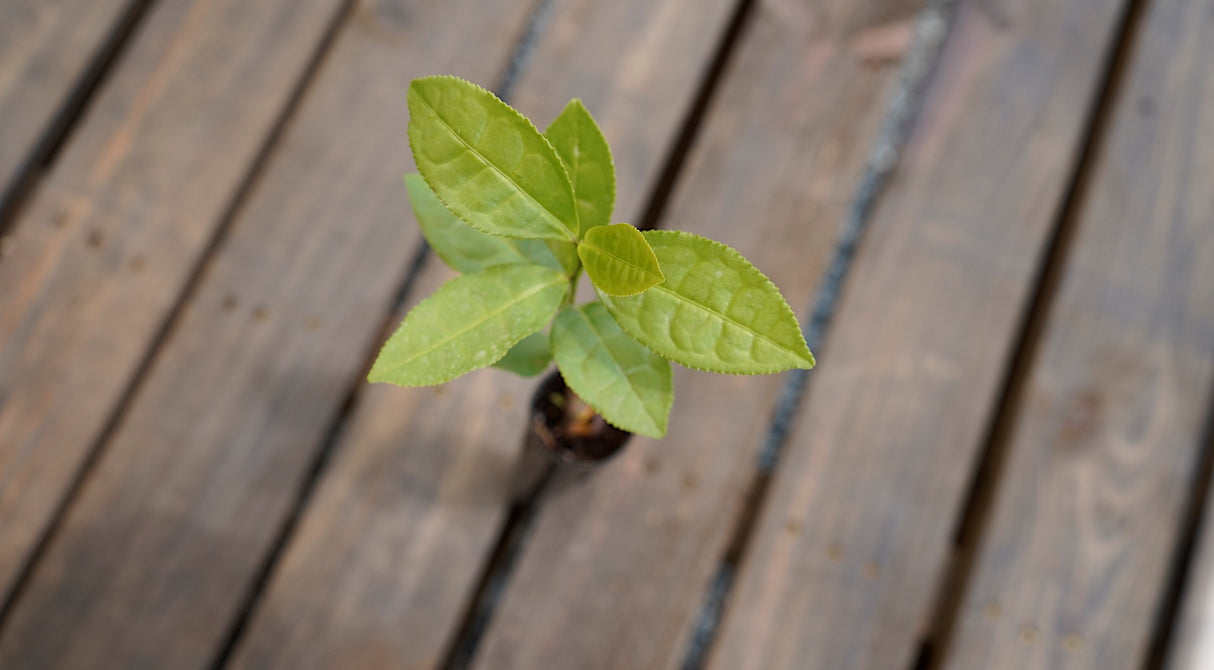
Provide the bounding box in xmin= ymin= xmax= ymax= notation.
xmin=369 ymin=76 xmax=814 ymax=437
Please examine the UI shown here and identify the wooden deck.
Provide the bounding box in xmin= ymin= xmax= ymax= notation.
xmin=0 ymin=0 xmax=1212 ymax=667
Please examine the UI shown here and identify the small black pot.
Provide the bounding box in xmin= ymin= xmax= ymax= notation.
xmin=510 ymin=371 xmax=632 ymax=499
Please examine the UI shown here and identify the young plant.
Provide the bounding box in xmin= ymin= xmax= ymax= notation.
xmin=368 ymin=76 xmax=814 ymax=438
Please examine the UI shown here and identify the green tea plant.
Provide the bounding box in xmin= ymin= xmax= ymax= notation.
xmin=369 ymin=76 xmax=814 ymax=438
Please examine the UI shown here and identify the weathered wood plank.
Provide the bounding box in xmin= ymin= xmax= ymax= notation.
xmin=225 ymin=1 xmax=740 ymax=667
xmin=943 ymin=0 xmax=1214 ymax=665
xmin=0 ymin=0 xmax=135 ymax=213
xmin=705 ymin=1 xmax=1134 ymax=668
xmin=0 ymin=1 xmax=542 ymax=668
xmin=471 ymin=2 xmax=924 ymax=668
xmin=0 ymin=0 xmax=345 ymax=612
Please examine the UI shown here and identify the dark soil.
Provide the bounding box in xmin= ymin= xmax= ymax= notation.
xmin=531 ymin=372 xmax=631 ymax=464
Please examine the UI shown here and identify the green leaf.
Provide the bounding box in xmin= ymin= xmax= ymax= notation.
xmin=408 ymin=76 xmax=578 ymax=241
xmin=369 ymin=264 xmax=568 ymax=386
xmin=493 ymin=331 xmax=552 ymax=377
xmin=551 ymin=303 xmax=672 ymax=437
xmin=404 ymin=173 xmax=575 ymax=274
xmin=577 ymin=223 xmax=664 ymax=296
xmin=545 ymin=99 xmax=615 ymax=236
xmin=407 ymin=173 xmax=530 ymax=271
xmin=598 ymin=230 xmax=814 ymax=374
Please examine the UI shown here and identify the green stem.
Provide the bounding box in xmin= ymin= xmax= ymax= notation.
xmin=565 ymin=266 xmax=582 ymax=306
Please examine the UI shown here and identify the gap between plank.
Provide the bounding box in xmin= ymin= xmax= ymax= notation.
xmin=0 ymin=0 xmax=158 ymax=239
xmin=636 ymin=0 xmax=758 ymax=232
xmin=438 ymin=463 xmax=556 ymax=670
xmin=0 ymin=0 xmax=358 ymax=641
xmin=678 ymin=1 xmax=961 ymax=667
xmin=1143 ymin=384 xmax=1214 ymax=669
xmin=206 ymin=0 xmax=561 ymax=666
xmin=910 ymin=0 xmax=1153 ymax=667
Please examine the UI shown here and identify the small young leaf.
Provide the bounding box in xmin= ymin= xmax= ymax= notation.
xmin=405 ymin=174 xmax=576 ymax=274
xmin=545 ymin=99 xmax=615 ymax=235
xmin=408 ymin=76 xmax=578 ymax=241
xmin=369 ymin=264 xmax=568 ymax=386
xmin=551 ymin=303 xmax=672 ymax=437
xmin=598 ymin=230 xmax=814 ymax=374
xmin=493 ymin=331 xmax=552 ymax=377
xmin=577 ymin=223 xmax=664 ymax=296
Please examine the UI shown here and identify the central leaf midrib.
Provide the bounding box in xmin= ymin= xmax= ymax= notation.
xmin=648 ymin=283 xmax=803 ymax=360
xmin=398 ymin=275 xmax=563 ymax=367
xmin=422 ymin=96 xmax=574 ymax=241
xmin=587 ymin=243 xmax=662 ymax=280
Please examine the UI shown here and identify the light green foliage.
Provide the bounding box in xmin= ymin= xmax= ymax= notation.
xmin=545 ymin=99 xmax=615 ymax=235
xmin=551 ymin=304 xmax=672 ymax=437
xmin=408 ymin=76 xmax=578 ymax=241
xmin=372 ymin=76 xmax=815 ymax=439
xmin=405 ymin=173 xmax=575 ymax=273
xmin=368 ymin=264 xmax=567 ymax=386
xmin=577 ymin=223 xmax=664 ymax=296
xmin=494 ymin=332 xmax=552 ymax=377
xmin=598 ymin=231 xmax=814 ymax=374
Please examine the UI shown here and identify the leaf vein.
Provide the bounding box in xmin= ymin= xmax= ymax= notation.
xmin=648 ymin=284 xmax=801 ymax=359
xmin=419 ymin=95 xmax=574 ymax=241
xmin=388 ymin=276 xmax=563 ymax=371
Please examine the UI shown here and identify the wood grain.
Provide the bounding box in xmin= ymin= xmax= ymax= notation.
xmin=225 ymin=0 xmax=741 ymax=667
xmin=0 ymin=0 xmax=134 ymax=212
xmin=471 ymin=2 xmax=924 ymax=668
xmin=942 ymin=0 xmax=1214 ymax=665
xmin=705 ymin=1 xmax=1132 ymax=668
xmin=0 ymin=0 xmax=344 ymax=611
xmin=0 ymin=0 xmax=537 ymax=667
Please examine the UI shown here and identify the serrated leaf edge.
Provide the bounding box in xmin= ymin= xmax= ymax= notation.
xmin=577 ymin=236 xmax=664 ymax=297
xmin=546 ymin=99 xmax=616 ymax=236
xmin=600 ymin=230 xmax=815 ymax=375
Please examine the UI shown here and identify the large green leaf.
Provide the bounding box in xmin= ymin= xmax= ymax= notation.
xmin=551 ymin=303 xmax=672 ymax=437
xmin=404 ymin=174 xmax=575 ymax=274
xmin=369 ymin=264 xmax=568 ymax=386
xmin=493 ymin=331 xmax=552 ymax=377
xmin=408 ymin=76 xmax=578 ymax=241
xmin=577 ymin=223 xmax=664 ymax=296
xmin=545 ymin=99 xmax=615 ymax=236
xmin=598 ymin=231 xmax=814 ymax=374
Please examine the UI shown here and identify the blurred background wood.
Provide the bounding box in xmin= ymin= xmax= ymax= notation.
xmin=0 ymin=0 xmax=139 ymax=217
xmin=705 ymin=0 xmax=1134 ymax=667
xmin=0 ymin=0 xmax=346 ymax=627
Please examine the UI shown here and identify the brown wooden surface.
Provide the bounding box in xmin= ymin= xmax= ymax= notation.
xmin=0 ymin=0 xmax=133 ymax=210
xmin=226 ymin=1 xmax=738 ymax=667
xmin=0 ymin=0 xmax=542 ymax=666
xmin=472 ymin=1 xmax=923 ymax=667
xmin=942 ymin=0 xmax=1214 ymax=665
xmin=706 ymin=0 xmax=1132 ymax=668
xmin=0 ymin=0 xmax=344 ymax=612
xmin=1 ymin=0 xmax=1213 ymax=667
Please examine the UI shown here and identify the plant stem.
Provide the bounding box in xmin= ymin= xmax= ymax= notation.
xmin=565 ymin=266 xmax=582 ymax=306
